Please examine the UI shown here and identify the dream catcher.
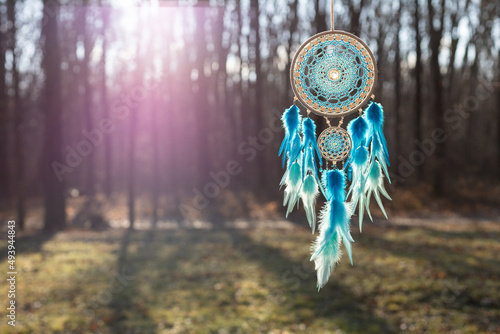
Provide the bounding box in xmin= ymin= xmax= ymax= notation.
xmin=279 ymin=1 xmax=391 ymax=290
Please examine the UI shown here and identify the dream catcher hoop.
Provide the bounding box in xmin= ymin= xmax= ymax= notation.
xmin=278 ymin=1 xmax=391 ymax=290
xmin=317 ymin=126 xmax=352 ymax=162
xmin=290 ymin=30 xmax=377 ymax=117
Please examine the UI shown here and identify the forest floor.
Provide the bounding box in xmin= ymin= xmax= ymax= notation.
xmin=1 ymin=212 xmax=500 ymax=334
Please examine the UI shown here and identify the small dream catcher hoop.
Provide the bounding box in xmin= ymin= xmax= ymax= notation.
xmin=278 ymin=1 xmax=391 ymax=290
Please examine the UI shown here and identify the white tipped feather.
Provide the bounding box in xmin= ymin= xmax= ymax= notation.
xmin=310 ymin=203 xmax=342 ymax=289
xmin=310 ymin=186 xmax=353 ymax=289
xmin=365 ymin=160 xmax=392 ymax=221
xmin=282 ymin=161 xmax=302 ymax=216
xmin=300 ymin=174 xmax=319 ymax=233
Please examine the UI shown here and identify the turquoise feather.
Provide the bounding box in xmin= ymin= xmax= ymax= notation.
xmin=279 ymin=106 xmax=305 ymax=217
xmin=310 ymin=169 xmax=353 ymax=290
xmin=302 ymin=118 xmax=321 ymax=160
xmin=347 ymin=145 xmax=370 ymax=232
xmin=365 ymin=102 xmax=390 ymax=181
xmin=301 ymin=118 xmax=327 ymax=198
xmin=364 ymin=160 xmax=392 ymax=221
xmin=279 ymin=105 xmax=302 ymax=167
xmin=300 ymin=174 xmax=319 ymax=233
xmin=345 ymin=116 xmax=369 ymax=180
xmin=281 ymin=160 xmax=303 ymax=217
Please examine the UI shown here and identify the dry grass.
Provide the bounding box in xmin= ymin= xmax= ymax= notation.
xmin=1 ymin=215 xmax=499 ymax=334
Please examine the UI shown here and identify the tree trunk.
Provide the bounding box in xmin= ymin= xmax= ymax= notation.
xmin=127 ymin=15 xmax=144 ymax=231
xmin=348 ymin=0 xmax=364 ymax=36
xmin=151 ymin=94 xmax=159 ymax=228
xmin=127 ymin=107 xmax=136 ymax=230
xmin=375 ymin=4 xmax=385 ymax=97
xmin=78 ymin=3 xmax=94 ymax=196
xmin=414 ymin=0 xmax=423 ymax=180
xmin=236 ymin=0 xmax=247 ymax=151
xmin=284 ymin=0 xmax=299 ymax=105
xmin=194 ymin=7 xmax=211 ymax=186
xmin=101 ymin=5 xmax=112 ymax=198
xmin=160 ymin=27 xmax=180 ymax=213
xmin=250 ymin=0 xmax=267 ymax=189
xmin=497 ymin=48 xmax=500 ymax=180
xmin=8 ymin=0 xmax=25 ymax=230
xmin=427 ymin=0 xmax=446 ymax=195
xmin=150 ymin=10 xmax=159 ymax=228
xmin=0 ymin=2 xmax=9 ymax=202
xmin=42 ymin=1 xmax=66 ymax=232
xmin=394 ymin=1 xmax=402 ymax=161
xmin=315 ymin=0 xmax=327 ymax=33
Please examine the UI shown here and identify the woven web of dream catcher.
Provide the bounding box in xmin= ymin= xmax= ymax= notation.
xmin=317 ymin=127 xmax=352 ymax=162
xmin=291 ymin=31 xmax=377 ymax=117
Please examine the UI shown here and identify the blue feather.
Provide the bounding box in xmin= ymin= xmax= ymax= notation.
xmin=347 ymin=145 xmax=369 ymax=197
xmin=364 ymin=160 xmax=392 ymax=221
xmin=353 ymin=145 xmax=369 ymax=166
xmin=371 ymin=134 xmax=390 ymax=182
xmin=302 ymin=118 xmax=321 ymax=160
xmin=301 ymin=174 xmax=319 ymax=233
xmin=301 ymin=118 xmax=327 ymax=198
xmin=345 ymin=116 xmax=369 ymax=180
xmin=311 ymin=169 xmax=353 ymax=289
xmin=347 ymin=145 xmax=370 ymax=231
xmin=282 ymin=160 xmax=303 ymax=216
xmin=289 ymin=133 xmax=303 ymax=166
xmin=366 ymin=102 xmax=383 ymax=127
xmin=302 ymin=146 xmax=315 ymax=179
xmin=365 ymin=102 xmax=390 ymax=181
xmin=325 ymin=168 xmax=345 ymax=202
xmin=278 ymin=105 xmax=302 ymax=167
xmin=302 ymin=146 xmax=326 ymax=197
xmin=347 ymin=116 xmax=369 ymax=148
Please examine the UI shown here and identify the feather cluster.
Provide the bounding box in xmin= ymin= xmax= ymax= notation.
xmin=279 ymin=106 xmax=322 ymax=232
xmin=346 ymin=102 xmax=392 ymax=232
xmin=278 ymin=102 xmax=392 ymax=290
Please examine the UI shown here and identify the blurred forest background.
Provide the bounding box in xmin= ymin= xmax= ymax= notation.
xmin=0 ymin=0 xmax=499 ymax=231
xmin=1 ymin=1 xmax=500 ymax=333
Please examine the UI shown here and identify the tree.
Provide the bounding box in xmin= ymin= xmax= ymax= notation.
xmin=284 ymin=0 xmax=299 ymax=105
xmin=427 ymin=0 xmax=446 ymax=195
xmin=250 ymin=0 xmax=267 ymax=188
xmin=7 ymin=0 xmax=25 ymax=230
xmin=413 ymin=0 xmax=423 ymax=180
xmin=0 ymin=1 xmax=9 ymax=201
xmin=347 ymin=0 xmax=365 ymax=36
xmin=100 ymin=4 xmax=112 ymax=197
xmin=393 ymin=0 xmax=403 ymax=160
xmin=76 ymin=2 xmax=95 ymax=196
xmin=194 ymin=7 xmax=211 ymax=186
xmin=497 ymin=48 xmax=500 ymax=180
xmin=315 ymin=0 xmax=327 ymax=33
xmin=42 ymin=1 xmax=66 ymax=232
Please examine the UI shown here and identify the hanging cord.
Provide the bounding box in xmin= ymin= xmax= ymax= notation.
xmin=331 ymin=0 xmax=335 ymax=31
